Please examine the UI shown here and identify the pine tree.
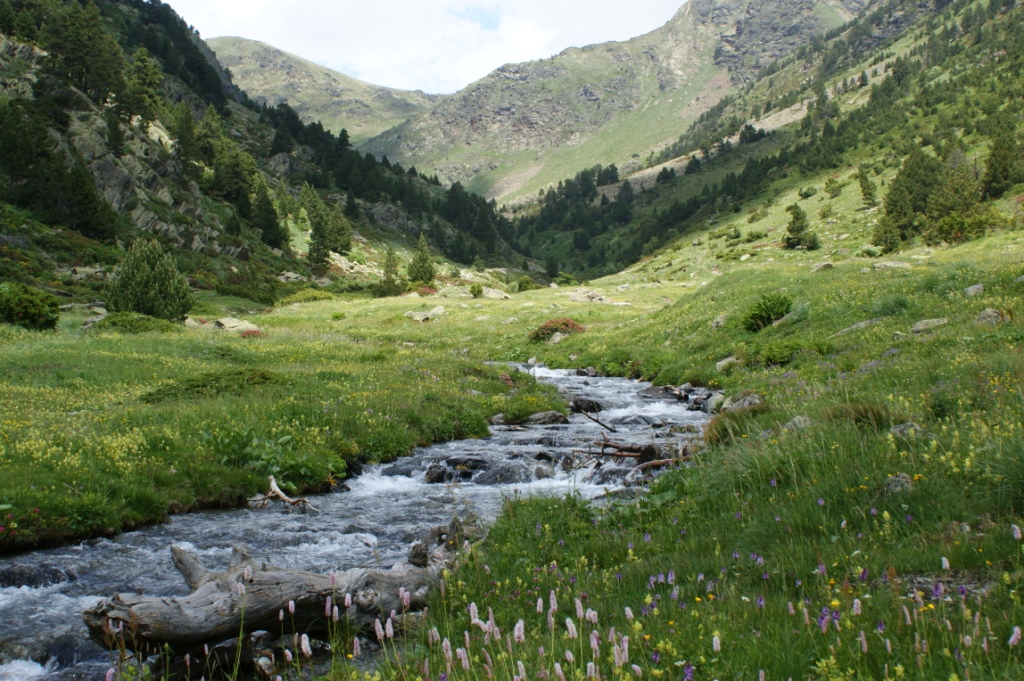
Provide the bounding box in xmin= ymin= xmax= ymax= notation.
xmin=105 ymin=109 xmax=124 ymax=157
xmin=270 ymin=124 xmax=295 ymax=155
xmin=857 ymin=166 xmax=877 ymax=207
xmin=783 ymin=203 xmax=819 ymax=250
xmin=407 ymin=233 xmax=436 ymax=285
xmin=374 ymin=245 xmax=405 ymax=297
xmin=107 ymin=239 xmax=194 ymax=321
xmin=169 ymin=103 xmax=199 ymax=181
xmin=344 ymin=190 xmax=360 ymax=219
xmin=122 ymin=47 xmax=164 ymax=127
xmin=252 ymin=177 xmax=287 ymax=249
xmin=41 ymin=1 xmax=126 ymax=104
xmin=982 ymin=126 xmax=1020 ymax=199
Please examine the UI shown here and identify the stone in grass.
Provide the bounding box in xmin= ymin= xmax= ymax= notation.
xmin=722 ymin=392 xmax=764 ymax=413
xmin=711 ymin=314 xmax=728 ymax=329
xmin=1016 ymin=275 xmax=1024 ymax=284
xmin=214 ymin=317 xmax=259 ymax=333
xmin=407 ymin=542 xmax=429 ymax=568
xmin=782 ymin=415 xmax=813 ymax=432
xmin=548 ymin=332 xmax=566 ymax=345
xmin=890 ymin=422 xmax=933 ymax=440
xmin=716 ymin=355 xmax=741 ymax=372
xmin=704 ymin=393 xmax=727 ymax=414
xmin=526 ymin=411 xmax=569 ymax=425
xmin=964 ymin=284 xmax=984 ymax=297
xmin=883 ymin=473 xmax=913 ymax=495
xmin=811 ymin=262 xmax=834 ymax=272
xmin=975 ymin=308 xmax=1008 ymax=325
xmin=911 ymin=318 xmax=948 ymax=334
xmin=874 ymin=261 xmax=912 ymax=270
xmin=488 ymin=413 xmax=506 ymax=425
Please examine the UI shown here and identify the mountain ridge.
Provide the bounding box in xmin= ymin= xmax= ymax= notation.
xmin=207 ymin=36 xmax=443 ymax=145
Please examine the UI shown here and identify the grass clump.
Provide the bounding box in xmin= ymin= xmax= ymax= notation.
xmin=141 ymin=368 xmax=283 ymax=404
xmin=825 ymin=401 xmax=898 ymax=431
xmin=871 ymin=294 xmax=911 ymax=316
xmin=742 ymin=292 xmax=793 ymax=332
xmin=91 ymin=311 xmax=178 ymax=334
xmin=528 ymin=317 xmax=585 ymax=342
xmin=704 ymin=402 xmax=771 ymax=446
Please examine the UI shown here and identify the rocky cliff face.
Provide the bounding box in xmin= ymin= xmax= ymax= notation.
xmin=359 ymin=0 xmax=872 ymax=201
xmin=207 ymin=37 xmax=442 ymax=144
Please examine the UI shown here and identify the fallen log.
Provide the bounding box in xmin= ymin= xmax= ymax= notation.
xmin=82 ymin=544 xmax=438 ymax=649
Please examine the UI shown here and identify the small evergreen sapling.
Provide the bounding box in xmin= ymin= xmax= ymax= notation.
xmin=107 ymin=239 xmax=194 ymax=321
xmin=406 ymin=234 xmax=436 ymax=285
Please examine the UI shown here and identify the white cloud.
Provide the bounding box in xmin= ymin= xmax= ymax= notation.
xmin=166 ymin=0 xmax=686 ymax=93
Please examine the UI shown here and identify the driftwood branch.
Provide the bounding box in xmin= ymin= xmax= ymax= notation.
xmin=248 ymin=475 xmax=317 ymax=512
xmin=578 ymin=410 xmax=618 ymax=433
xmin=82 ymin=545 xmax=438 ymax=649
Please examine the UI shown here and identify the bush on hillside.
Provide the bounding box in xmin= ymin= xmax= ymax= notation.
xmin=742 ymin=292 xmax=794 ymax=333
xmin=470 ymin=283 xmax=483 ymax=298
xmin=0 ymin=282 xmax=60 ymax=330
xmin=516 ymin=275 xmax=540 ymax=292
xmin=107 ymin=239 xmax=194 ymax=320
xmin=529 ymin=318 xmax=585 ymax=342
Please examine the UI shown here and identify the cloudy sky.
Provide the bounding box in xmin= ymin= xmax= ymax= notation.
xmin=166 ymin=0 xmax=686 ymax=93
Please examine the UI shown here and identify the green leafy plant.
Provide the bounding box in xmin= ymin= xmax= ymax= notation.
xmin=742 ymin=292 xmax=794 ymax=332
xmin=469 ymin=283 xmax=484 ymax=298
xmin=91 ymin=311 xmax=177 ymax=333
xmin=278 ymin=288 xmax=334 ymax=305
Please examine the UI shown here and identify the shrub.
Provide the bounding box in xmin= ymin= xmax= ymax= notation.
xmin=742 ymin=292 xmax=793 ymax=332
xmin=107 ymin=239 xmax=194 ymax=320
xmin=91 ymin=311 xmax=177 ymax=333
xmin=277 ymin=288 xmax=334 ymax=305
xmin=553 ymin=272 xmax=579 ymax=286
xmin=216 ymin=265 xmax=280 ymax=305
xmin=469 ymin=283 xmax=483 ymax=298
xmin=529 ymin=318 xmax=585 ymax=342
xmin=0 ymin=282 xmax=60 ymax=330
xmin=825 ymin=401 xmax=897 ymax=431
xmin=516 ymin=275 xmax=540 ymax=292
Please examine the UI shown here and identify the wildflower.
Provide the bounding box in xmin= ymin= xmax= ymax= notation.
xmin=236 ymin=582 xmax=245 ymax=596
xmin=554 ymin=663 xmax=566 ymax=681
xmin=300 ymin=634 xmax=312 ymax=657
xmin=859 ymin=568 xmax=869 ymax=581
xmin=614 ymin=644 xmax=624 ymax=668
xmin=586 ymin=608 xmax=599 ymax=624
xmin=668 ymin=570 xmax=675 ymax=584
xmin=591 ymin=630 xmax=600 ymax=657
xmin=1009 ymin=627 xmax=1022 ymax=647
xmin=632 ymin=664 xmax=643 ymax=678
xmin=550 ymin=591 xmax=558 ymax=612
xmin=625 ymin=606 xmax=634 ymax=620
xmin=344 ymin=593 xmax=352 ymax=608
xmin=374 ymin=619 xmax=384 ymax=641
xmin=817 ymin=563 xmax=827 ymax=576
xmin=861 ymin=630 xmax=868 ymax=653
xmin=244 ymin=566 xmax=252 ymax=581
xmin=942 ymin=557 xmax=951 ymax=571
xmin=466 ymin=630 xmax=471 ymax=649
xmin=566 ymin=618 xmax=579 ymax=639
xmin=566 ymin=650 xmax=574 ymax=664
xmin=818 ymin=498 xmax=825 ymax=506
xmin=770 ymin=478 xmax=777 ymax=487
xmin=853 ymin=599 xmax=862 ymax=616
xmin=514 ymin=619 xmax=526 ymax=643
xmin=1013 ymin=525 xmax=1023 ymax=541
xmin=325 ymin=596 xmax=332 ymax=617
xmin=712 ymin=635 xmax=721 ymax=653
xmin=385 ymin=618 xmax=394 ymax=639
xmin=402 ymin=589 xmax=411 ymax=609
xmin=520 ymin=661 xmax=528 ymax=678
xmin=651 ymin=652 xmax=660 ymax=663
xmin=105 ymin=670 xmax=115 ymax=681
xmin=333 ymin=606 xmax=339 ymax=622
xmin=469 ymin=602 xmax=479 ymax=620
xmin=788 ymin=601 xmax=795 ymax=616
xmin=288 ymin=600 xmax=295 ymax=614
xmin=644 ymin=533 xmax=651 ymax=542
xmin=442 ymin=638 xmax=452 ymax=663
xmin=284 ymin=649 xmax=293 ymax=663
xmin=279 ymin=609 xmax=284 ymax=621
xmin=537 ymin=598 xmax=544 ymax=613
xmin=576 ymin=598 xmax=584 ymax=619
xmin=587 ymin=662 xmax=597 ymax=678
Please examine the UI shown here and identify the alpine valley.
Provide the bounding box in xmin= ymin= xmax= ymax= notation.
xmin=1 ymin=0 xmax=1024 ymax=679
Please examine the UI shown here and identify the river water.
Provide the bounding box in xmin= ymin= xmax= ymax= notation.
xmin=0 ymin=367 xmax=711 ymax=680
